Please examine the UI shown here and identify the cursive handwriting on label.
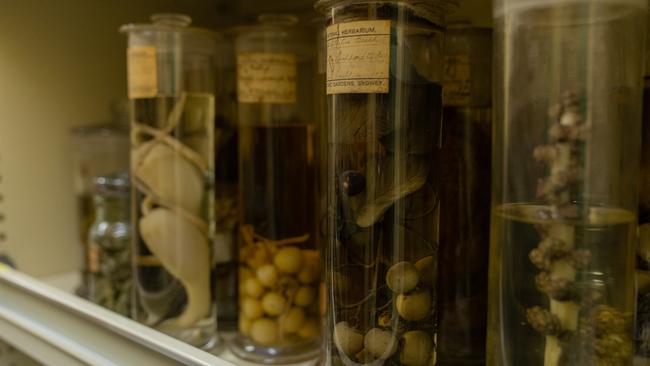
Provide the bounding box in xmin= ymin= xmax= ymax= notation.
xmin=237 ymin=53 xmax=297 ymax=104
xmin=326 ymin=20 xmax=391 ymax=94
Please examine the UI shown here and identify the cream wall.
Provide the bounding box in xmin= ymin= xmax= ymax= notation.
xmin=0 ymin=0 xmax=219 ymax=277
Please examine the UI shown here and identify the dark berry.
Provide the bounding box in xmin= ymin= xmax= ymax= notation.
xmin=340 ymin=171 xmax=365 ymax=196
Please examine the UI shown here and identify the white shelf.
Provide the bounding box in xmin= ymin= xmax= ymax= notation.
xmin=0 ymin=264 xmax=235 ymax=366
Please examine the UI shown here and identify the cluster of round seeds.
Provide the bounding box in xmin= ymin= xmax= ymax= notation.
xmin=333 ymin=256 xmax=436 ymax=365
xmin=239 ymin=244 xmax=320 ymax=346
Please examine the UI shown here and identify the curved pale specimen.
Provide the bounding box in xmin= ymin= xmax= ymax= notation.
xmin=134 ymin=141 xmax=204 ymax=214
xmin=140 ymin=208 xmax=210 ymax=327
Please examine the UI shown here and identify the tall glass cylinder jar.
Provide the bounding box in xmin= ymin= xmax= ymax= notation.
xmin=231 ymin=15 xmax=320 ymax=364
xmin=316 ymin=1 xmax=456 ymax=365
xmin=121 ymin=14 xmax=217 ymax=348
xmin=438 ymin=25 xmax=491 ymax=366
xmin=488 ymin=1 xmax=647 ymax=365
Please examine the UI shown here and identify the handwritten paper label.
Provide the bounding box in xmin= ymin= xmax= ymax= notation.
xmin=127 ymin=46 xmax=158 ymax=99
xmin=237 ymin=53 xmax=297 ymax=104
xmin=444 ymin=54 xmax=472 ymax=106
xmin=326 ymin=20 xmax=391 ymax=94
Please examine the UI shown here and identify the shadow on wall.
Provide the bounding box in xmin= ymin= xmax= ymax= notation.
xmin=0 ymin=0 xmax=221 ymax=277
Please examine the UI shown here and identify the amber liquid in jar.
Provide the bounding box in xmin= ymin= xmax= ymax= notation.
xmin=237 ymin=123 xmax=321 ymax=348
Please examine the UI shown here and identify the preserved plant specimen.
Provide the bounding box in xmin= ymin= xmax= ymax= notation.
xmin=230 ymin=15 xmax=320 ymax=364
xmin=487 ymin=1 xmax=647 ymax=365
xmin=121 ymin=14 xmax=219 ymax=347
xmin=437 ymin=25 xmax=491 ymax=366
xmin=315 ymin=0 xmax=457 ymax=365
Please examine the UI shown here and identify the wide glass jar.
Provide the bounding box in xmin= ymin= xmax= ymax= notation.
xmin=315 ymin=1 xmax=457 ymax=365
xmin=121 ymin=13 xmax=218 ymax=348
xmin=487 ymin=1 xmax=647 ymax=365
xmin=87 ymin=173 xmax=131 ymax=316
xmin=230 ymin=15 xmax=320 ymax=364
xmin=438 ymin=24 xmax=491 ymax=366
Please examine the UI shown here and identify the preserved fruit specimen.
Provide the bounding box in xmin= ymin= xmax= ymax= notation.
xmin=315 ymin=1 xmax=457 ymax=365
xmin=230 ymin=15 xmax=320 ymax=364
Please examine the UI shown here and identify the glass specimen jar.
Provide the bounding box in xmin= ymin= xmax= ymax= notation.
xmin=121 ymin=14 xmax=218 ymax=347
xmin=230 ymin=14 xmax=320 ymax=364
xmin=438 ymin=24 xmax=491 ymax=366
xmin=487 ymin=1 xmax=647 ymax=365
xmin=70 ymin=117 xmax=129 ymax=298
xmin=213 ymin=34 xmax=240 ymax=332
xmin=315 ymin=0 xmax=457 ymax=365
xmin=637 ymin=25 xmax=650 ymax=360
xmin=87 ymin=173 xmax=132 ymax=316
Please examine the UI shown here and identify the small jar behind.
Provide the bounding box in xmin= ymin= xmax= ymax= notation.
xmin=87 ymin=173 xmax=131 ymax=317
xmin=231 ymin=14 xmax=321 ymax=364
xmin=70 ymin=114 xmax=129 ymax=298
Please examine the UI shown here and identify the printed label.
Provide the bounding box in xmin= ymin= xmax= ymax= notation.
xmin=237 ymin=53 xmax=297 ymax=104
xmin=326 ymin=20 xmax=391 ymax=94
xmin=444 ymin=54 xmax=472 ymax=106
xmin=127 ymin=46 xmax=158 ymax=99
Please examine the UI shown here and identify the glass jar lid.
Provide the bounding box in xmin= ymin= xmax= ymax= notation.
xmin=314 ymin=0 xmax=459 ymax=26
xmin=120 ymin=13 xmax=221 ymax=55
xmin=231 ymin=14 xmax=313 ymax=58
xmin=494 ymin=0 xmax=647 ymax=18
xmin=92 ymin=172 xmax=130 ymax=196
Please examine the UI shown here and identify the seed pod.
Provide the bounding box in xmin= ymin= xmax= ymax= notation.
xmin=396 ymin=289 xmax=431 ymax=321
xmin=400 ymin=330 xmax=433 ymax=366
xmin=294 ymin=286 xmax=316 ymax=307
xmin=274 ymin=246 xmax=303 ymax=274
xmin=242 ymin=298 xmax=264 ymax=320
xmin=363 ymin=328 xmax=398 ymax=359
xmin=257 ymin=264 xmax=278 ymax=288
xmin=243 ymin=278 xmax=264 ymax=298
xmin=279 ymin=307 xmax=305 ymax=334
xmin=386 ymin=261 xmax=419 ymax=294
xmin=250 ymin=318 xmax=278 ymax=345
xmin=334 ymin=321 xmax=364 ymax=357
xmin=414 ymin=256 xmax=435 ymax=287
xmin=262 ymin=292 xmax=287 ymax=316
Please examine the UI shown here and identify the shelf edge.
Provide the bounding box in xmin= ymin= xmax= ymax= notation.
xmin=0 ymin=264 xmax=235 ymax=366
